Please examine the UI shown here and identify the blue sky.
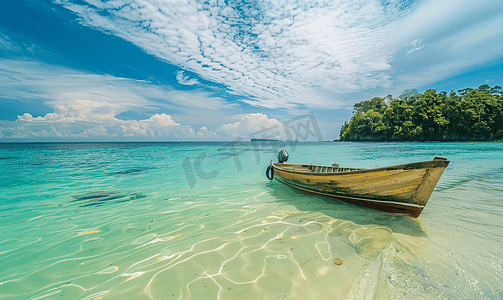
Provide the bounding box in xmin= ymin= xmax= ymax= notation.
xmin=1 ymin=0 xmax=502 ymax=141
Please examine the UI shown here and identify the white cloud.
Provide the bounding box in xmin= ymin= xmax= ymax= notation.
xmin=16 ymin=99 xmax=119 ymax=123
xmin=147 ymin=113 xmax=180 ymax=127
xmin=0 ymin=59 xmax=230 ymax=140
xmin=0 ymin=59 xmax=240 ymax=139
xmin=0 ymin=59 xmax=239 ymax=119
xmin=0 ymin=31 xmax=22 ymax=53
xmin=389 ymin=0 xmax=503 ymax=92
xmin=217 ymin=112 xmax=326 ymax=141
xmin=0 ymin=100 xmax=210 ymax=140
xmin=385 ymin=0 xmax=503 ymax=89
xmin=1 ymin=59 xmax=150 ymax=111
xmin=406 ymin=39 xmax=426 ymax=55
xmin=176 ymin=71 xmax=200 ymax=86
xmin=0 ymin=28 xmax=46 ymax=57
xmin=119 ymin=123 xmax=152 ymax=138
xmin=217 ymin=113 xmax=285 ymax=140
xmin=53 ymin=0 xmax=410 ymax=110
xmin=51 ymin=0 xmax=503 ymax=110
xmin=76 ymin=126 xmax=116 ymax=138
xmin=197 ymin=126 xmax=218 ymax=138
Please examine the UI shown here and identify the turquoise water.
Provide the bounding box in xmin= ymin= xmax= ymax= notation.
xmin=0 ymin=142 xmax=502 ymax=299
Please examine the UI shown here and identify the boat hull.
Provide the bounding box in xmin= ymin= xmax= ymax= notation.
xmin=270 ymin=159 xmax=449 ymax=218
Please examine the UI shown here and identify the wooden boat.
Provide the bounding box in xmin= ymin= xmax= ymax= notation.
xmin=267 ymin=155 xmax=449 ymax=218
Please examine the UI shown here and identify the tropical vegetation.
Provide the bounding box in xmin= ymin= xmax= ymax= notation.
xmin=339 ymin=84 xmax=503 ymax=141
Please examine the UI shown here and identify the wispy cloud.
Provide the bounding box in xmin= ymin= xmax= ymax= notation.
xmin=50 ymin=0 xmax=503 ymax=110
xmin=0 ymin=28 xmax=47 ymax=57
xmin=52 ymin=0 xmax=411 ymax=110
xmin=406 ymin=39 xmax=426 ymax=55
xmin=0 ymin=59 xmax=230 ymax=140
xmin=390 ymin=0 xmax=503 ymax=91
xmin=176 ymin=71 xmax=200 ymax=86
xmin=0 ymin=31 xmax=22 ymax=53
xmin=2 ymin=0 xmax=501 ymax=141
xmin=1 ymin=58 xmax=239 ymax=116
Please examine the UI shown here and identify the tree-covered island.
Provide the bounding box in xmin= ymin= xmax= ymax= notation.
xmin=340 ymin=84 xmax=503 ymax=141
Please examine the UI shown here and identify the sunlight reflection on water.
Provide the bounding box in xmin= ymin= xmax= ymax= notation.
xmin=0 ymin=142 xmax=502 ymax=299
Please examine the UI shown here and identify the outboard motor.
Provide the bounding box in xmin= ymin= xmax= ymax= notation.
xmin=267 ymin=150 xmax=288 ymax=180
xmin=278 ymin=150 xmax=289 ymax=163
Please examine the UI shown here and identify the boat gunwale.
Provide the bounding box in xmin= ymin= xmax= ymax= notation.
xmin=270 ymin=159 xmax=450 ymax=176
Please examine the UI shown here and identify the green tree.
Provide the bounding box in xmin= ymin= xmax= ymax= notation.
xmin=339 ymin=84 xmax=503 ymax=141
xmin=458 ymin=87 xmax=474 ymax=96
xmin=490 ymin=85 xmax=502 ymax=95
xmin=399 ymin=89 xmax=419 ymax=104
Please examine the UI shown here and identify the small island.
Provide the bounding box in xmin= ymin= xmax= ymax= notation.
xmin=339 ymin=84 xmax=503 ymax=141
xmin=251 ymin=138 xmax=279 ymax=142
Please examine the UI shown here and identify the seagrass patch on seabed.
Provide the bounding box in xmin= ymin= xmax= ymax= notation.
xmin=113 ymin=167 xmax=157 ymax=176
xmin=70 ymin=190 xmax=146 ymax=207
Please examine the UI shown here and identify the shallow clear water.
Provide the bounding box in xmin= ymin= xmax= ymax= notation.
xmin=0 ymin=142 xmax=502 ymax=299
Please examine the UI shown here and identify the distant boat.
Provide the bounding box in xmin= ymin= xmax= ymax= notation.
xmin=266 ymin=151 xmax=449 ymax=218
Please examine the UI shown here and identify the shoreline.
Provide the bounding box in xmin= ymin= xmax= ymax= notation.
xmin=330 ymin=139 xmax=503 ymax=143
